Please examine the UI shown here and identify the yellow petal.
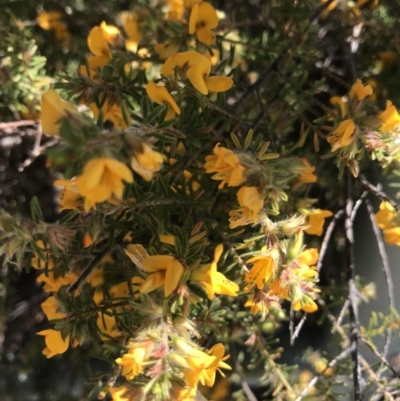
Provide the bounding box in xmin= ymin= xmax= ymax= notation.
xmin=196 ymin=27 xmax=215 ymax=45
xmin=87 ymin=26 xmax=112 ymax=58
xmin=104 ymin=159 xmax=134 ymax=183
xmin=81 ymin=159 xmax=106 ymax=189
xmin=161 ymin=51 xmax=199 ymax=76
xmin=140 ymin=272 xmax=165 ymax=293
xmin=141 ymin=255 xmax=175 ymax=272
xmin=41 ymin=89 xmax=79 ymax=136
xmin=205 ymin=76 xmax=233 ymax=92
xmin=198 ymin=2 xmax=219 ymax=29
xmin=187 ymin=66 xmax=208 ymax=95
xmin=165 ymin=259 xmax=184 ymax=296
xmin=188 ymin=2 xmax=199 ymax=34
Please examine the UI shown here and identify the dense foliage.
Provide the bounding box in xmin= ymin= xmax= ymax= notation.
xmin=1 ymin=0 xmax=400 ymax=400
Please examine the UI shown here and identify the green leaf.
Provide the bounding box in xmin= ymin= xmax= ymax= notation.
xmin=30 ymin=196 xmax=43 ymax=222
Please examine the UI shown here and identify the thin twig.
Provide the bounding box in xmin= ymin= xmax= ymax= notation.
xmin=316 ymin=209 xmax=344 ymax=273
xmin=360 ymin=178 xmax=398 ymax=210
xmin=359 ymin=355 xmax=396 ymax=401
xmin=290 ymin=314 xmax=307 ymax=345
xmin=351 ymin=190 xmax=368 ymax=222
xmin=360 ymin=333 xmax=400 ymax=378
xmin=365 ymin=198 xmax=395 ymax=360
xmin=345 ymin=173 xmax=361 ymax=400
xmin=241 ymin=381 xmax=258 ymax=401
xmin=0 ymin=120 xmax=36 ymax=130
xmin=294 ymin=347 xmax=353 ymax=401
xmin=68 ymin=233 xmax=124 ymax=294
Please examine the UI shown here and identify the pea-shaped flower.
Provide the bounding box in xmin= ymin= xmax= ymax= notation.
xmin=41 ymin=89 xmax=79 ymax=136
xmin=146 ymin=82 xmax=181 ymax=120
xmin=189 ymin=1 xmax=219 ymax=45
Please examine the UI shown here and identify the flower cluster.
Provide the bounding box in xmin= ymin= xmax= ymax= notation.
xmin=327 ymin=78 xmax=400 ymax=176
xmin=243 ymin=227 xmax=320 ymax=317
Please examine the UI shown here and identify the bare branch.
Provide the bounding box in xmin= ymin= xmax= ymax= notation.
xmin=360 ymin=178 xmax=398 ymax=210
xmin=317 ymin=209 xmax=344 ymax=273
xmin=241 ymin=381 xmax=258 ymax=401
xmin=294 ymin=347 xmax=353 ymax=401
xmin=365 ymin=198 xmax=395 ymax=360
xmin=345 ymin=173 xmax=361 ymax=400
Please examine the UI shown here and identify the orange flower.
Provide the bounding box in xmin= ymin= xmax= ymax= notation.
xmin=244 ymin=252 xmax=276 ymax=291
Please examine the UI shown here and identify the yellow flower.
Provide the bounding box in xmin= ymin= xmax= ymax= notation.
xmin=125 ymin=244 xmax=149 ymax=269
xmin=37 ymin=12 xmax=70 ymax=47
xmin=304 ymin=209 xmax=333 ymax=236
xmin=123 ymin=12 xmax=142 ymax=52
xmin=37 ymin=11 xmax=63 ymax=30
xmin=297 ymin=158 xmax=317 ymax=184
xmin=55 ymin=178 xmax=82 ymax=211
xmin=327 ymin=119 xmax=355 ymax=152
xmin=293 ymin=297 xmax=318 ymax=313
xmin=100 ymin=21 xmax=123 ymax=47
xmin=204 ymin=143 xmax=245 ymax=189
xmin=89 ymin=101 xmax=130 ymax=128
xmin=176 ymin=339 xmax=230 ymax=388
xmin=145 ymin=82 xmax=181 ymax=120
xmin=109 ymin=386 xmax=130 ymax=401
xmin=36 ymin=271 xmax=78 ymax=293
xmin=161 ymin=50 xmax=198 ymax=76
xmin=384 ymin=227 xmax=400 ymax=246
xmin=245 ymin=253 xmax=275 ymax=291
xmin=140 ymin=255 xmax=184 ymax=296
xmin=40 ymin=89 xmax=79 ymax=136
xmin=228 ymin=187 xmax=264 ymax=229
xmin=75 ymin=158 xmax=133 ymax=211
xmin=154 ymin=41 xmax=180 ymax=60
xmin=295 ymin=248 xmax=319 ymax=269
xmin=202 ymin=343 xmax=231 ymax=387
xmin=37 ymin=329 xmax=70 ymax=358
xmin=166 ymin=0 xmax=185 ymax=20
xmin=41 ymin=296 xmax=66 ymax=321
xmin=189 ymin=1 xmax=219 ymax=45
xmin=349 ymin=79 xmax=373 ymax=101
xmin=378 ymin=100 xmax=400 ymax=132
xmin=88 ymin=26 xmax=112 ymax=59
xmin=376 ymin=201 xmax=396 ymax=230
xmin=131 ymin=143 xmax=164 ymax=181
xmin=186 ymin=53 xmax=233 ymax=94
xmin=161 ymin=51 xmax=233 ymax=95
xmin=268 ymin=278 xmax=288 ymax=299
xmin=191 ymin=244 xmax=239 ymax=299
xmin=115 ymin=343 xmax=150 ymax=380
